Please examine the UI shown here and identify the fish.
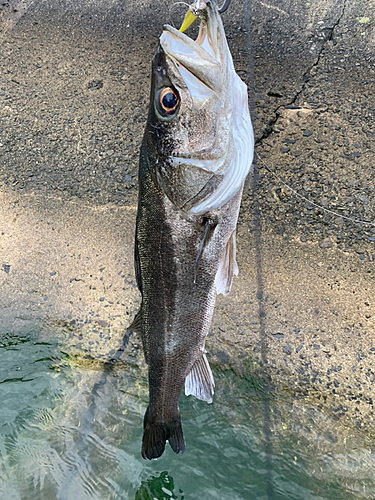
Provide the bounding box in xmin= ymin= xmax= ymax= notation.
xmin=133 ymin=0 xmax=254 ymax=460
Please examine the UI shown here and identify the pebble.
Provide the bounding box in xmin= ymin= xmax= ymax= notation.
xmin=300 ymin=235 xmax=307 ymax=242
xmin=215 ymin=350 xmax=230 ymax=364
xmin=283 ymin=344 xmax=292 ymax=355
xmin=319 ymin=238 xmax=332 ymax=248
xmin=88 ymin=80 xmax=103 ymax=91
xmin=303 ymin=130 xmax=313 ymax=137
xmin=2 ymin=264 xmax=10 ymax=273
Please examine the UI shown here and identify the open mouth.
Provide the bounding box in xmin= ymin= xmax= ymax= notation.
xmin=178 ymin=0 xmax=216 ymax=58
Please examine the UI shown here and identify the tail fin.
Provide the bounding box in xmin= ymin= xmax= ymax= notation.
xmin=141 ymin=408 xmax=185 ymax=460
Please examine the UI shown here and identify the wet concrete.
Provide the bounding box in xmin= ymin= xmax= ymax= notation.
xmin=0 ymin=0 xmax=374 ymax=438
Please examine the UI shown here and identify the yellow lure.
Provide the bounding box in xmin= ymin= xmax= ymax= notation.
xmin=179 ymin=8 xmax=199 ymax=32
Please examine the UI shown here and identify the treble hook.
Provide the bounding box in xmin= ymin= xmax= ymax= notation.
xmin=218 ymin=0 xmax=231 ymax=14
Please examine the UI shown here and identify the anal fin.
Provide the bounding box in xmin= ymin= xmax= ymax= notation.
xmin=215 ymin=230 xmax=238 ymax=296
xmin=185 ymin=354 xmax=215 ymax=403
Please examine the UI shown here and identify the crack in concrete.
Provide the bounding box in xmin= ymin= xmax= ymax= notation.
xmin=255 ymin=0 xmax=347 ymax=145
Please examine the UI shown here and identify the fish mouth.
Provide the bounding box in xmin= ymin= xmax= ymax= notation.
xmin=159 ymin=0 xmax=226 ymax=93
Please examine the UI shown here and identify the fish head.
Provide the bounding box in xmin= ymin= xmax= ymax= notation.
xmin=148 ymin=1 xmax=228 ymax=156
xmin=146 ymin=0 xmax=253 ymax=214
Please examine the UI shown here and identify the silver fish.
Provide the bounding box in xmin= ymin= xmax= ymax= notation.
xmin=133 ymin=0 xmax=254 ymax=459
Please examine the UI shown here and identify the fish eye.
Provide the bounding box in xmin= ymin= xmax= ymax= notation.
xmin=156 ymin=87 xmax=180 ymax=117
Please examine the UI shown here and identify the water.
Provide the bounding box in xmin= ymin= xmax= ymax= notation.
xmin=0 ymin=330 xmax=374 ymax=500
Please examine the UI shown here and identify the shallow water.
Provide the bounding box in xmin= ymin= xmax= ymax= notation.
xmin=0 ymin=330 xmax=374 ymax=500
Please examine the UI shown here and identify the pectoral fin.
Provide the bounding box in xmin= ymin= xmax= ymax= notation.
xmin=215 ymin=231 xmax=238 ymax=296
xmin=194 ymin=216 xmax=218 ymax=282
xmin=185 ymin=354 xmax=215 ymax=403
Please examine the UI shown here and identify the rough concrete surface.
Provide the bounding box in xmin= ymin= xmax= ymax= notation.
xmin=0 ymin=0 xmax=374 ymax=440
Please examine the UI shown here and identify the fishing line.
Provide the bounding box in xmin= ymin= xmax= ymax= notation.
xmin=169 ymin=0 xmax=231 ymax=29
xmin=243 ymin=1 xmax=275 ymax=496
xmin=256 ymin=152 xmax=375 ymax=227
xmin=168 ymin=1 xmax=192 ymax=28
xmin=170 ymin=1 xmax=191 ymax=10
xmin=218 ymin=0 xmax=232 ymax=14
